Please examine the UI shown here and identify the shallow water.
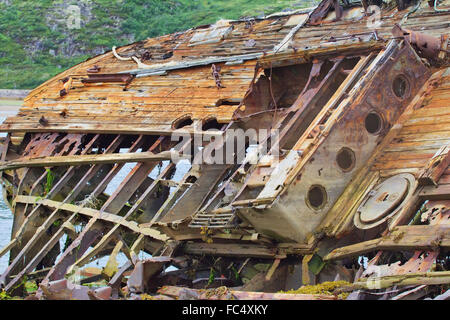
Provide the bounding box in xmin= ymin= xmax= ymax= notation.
xmin=0 ymin=184 xmax=13 ymax=272
xmin=0 ymin=116 xmax=12 ymax=271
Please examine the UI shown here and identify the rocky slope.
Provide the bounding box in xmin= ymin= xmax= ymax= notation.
xmin=0 ymin=0 xmax=316 ymax=89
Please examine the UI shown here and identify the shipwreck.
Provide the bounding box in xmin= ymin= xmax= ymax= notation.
xmin=0 ymin=0 xmax=449 ymax=300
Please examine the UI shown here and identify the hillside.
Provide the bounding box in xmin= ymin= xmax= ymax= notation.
xmin=0 ymin=0 xmax=317 ymax=89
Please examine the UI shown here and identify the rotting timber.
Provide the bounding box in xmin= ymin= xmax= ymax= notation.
xmin=0 ymin=0 xmax=449 ymax=300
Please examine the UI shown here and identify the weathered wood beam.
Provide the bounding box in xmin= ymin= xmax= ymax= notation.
xmin=27 ymin=134 xmax=97 ymax=200
xmin=434 ymin=289 xmax=450 ymax=300
xmin=0 ymin=238 xmax=16 ymax=260
xmin=177 ymin=123 xmax=245 ymax=216
xmin=182 ymin=242 xmax=278 ymax=258
xmin=0 ymin=134 xmax=105 ymax=286
xmin=10 ymin=268 xmax=51 ymax=282
xmin=88 ymin=136 xmax=150 ymax=201
xmin=259 ymin=40 xmax=385 ymax=69
xmin=272 ymin=4 xmax=315 ymax=53
xmin=319 ymin=171 xmax=380 ymax=237
xmin=324 ymin=225 xmax=450 ymax=261
xmin=4 ymin=212 xmax=79 ymax=292
xmin=157 ymin=285 xmax=338 ymax=300
xmin=117 ymin=39 xmax=383 ymax=76
xmin=391 ymin=285 xmax=430 ymax=300
xmin=420 ymin=184 xmax=450 ymax=200
xmin=41 ymin=137 xmax=170 ymax=283
xmin=15 ymin=195 xmax=169 ymax=242
xmin=231 ymin=197 xmax=276 ymax=207
xmin=142 ymin=135 xmax=197 ymax=226
xmin=101 ymin=160 xmax=163 ymax=215
xmin=0 ymin=123 xmax=224 ymax=137
xmin=418 ymin=144 xmax=450 ymax=186
xmin=102 ymin=241 xmax=124 ymax=278
xmin=0 ymin=150 xmax=180 ymax=171
xmin=65 ymin=135 xmax=134 ymax=203
xmin=108 ymin=260 xmax=133 ymax=297
xmin=19 ymin=134 xmax=105 ymax=226
xmin=0 ymin=134 xmax=9 ymax=180
xmin=69 ymin=162 xmax=175 ymax=270
xmin=0 ymin=135 xmax=118 ymax=263
xmin=337 ymin=271 xmax=450 ymax=292
xmin=42 ymin=135 xmax=104 ymax=195
xmin=130 ymin=234 xmax=145 ymax=265
xmin=120 ymin=52 xmax=264 ymax=75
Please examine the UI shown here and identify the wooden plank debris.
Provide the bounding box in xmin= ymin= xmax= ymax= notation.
xmin=324 ymin=225 xmax=450 ymax=261
xmin=418 ymin=144 xmax=450 ymax=186
xmin=14 ymin=195 xmax=169 ymax=242
xmin=157 ymin=285 xmax=338 ymax=300
xmin=0 ymin=150 xmax=180 ymax=171
xmin=338 ymin=271 xmax=450 ymax=291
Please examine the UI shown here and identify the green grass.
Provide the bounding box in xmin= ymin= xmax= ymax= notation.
xmin=0 ymin=0 xmax=317 ymax=89
xmin=25 ymin=281 xmax=38 ymax=293
xmin=44 ymin=168 xmax=55 ymax=196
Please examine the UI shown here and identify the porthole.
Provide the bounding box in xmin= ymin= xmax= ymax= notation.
xmin=306 ymin=185 xmax=327 ymax=211
xmin=202 ymin=117 xmax=222 ymax=131
xmin=186 ymin=175 xmax=198 ymax=183
xmin=392 ymin=75 xmax=410 ymax=99
xmin=336 ymin=147 xmax=356 ymax=172
xmin=365 ymin=111 xmax=383 ymax=135
xmin=172 ymin=115 xmax=193 ymax=129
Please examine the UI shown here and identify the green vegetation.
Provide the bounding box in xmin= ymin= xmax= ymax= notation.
xmin=0 ymin=280 xmax=36 ymax=299
xmin=279 ymin=280 xmax=351 ymax=299
xmin=208 ymin=267 xmax=216 ymax=286
xmin=0 ymin=0 xmax=317 ymax=89
xmin=0 ymin=289 xmax=12 ymax=300
xmin=44 ymin=168 xmax=55 ymax=195
xmin=25 ymin=281 xmax=38 ymax=293
xmin=81 ymin=279 xmax=108 ymax=288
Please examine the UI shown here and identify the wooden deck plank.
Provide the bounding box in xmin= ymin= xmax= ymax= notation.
xmin=0 ymin=151 xmax=179 ymax=171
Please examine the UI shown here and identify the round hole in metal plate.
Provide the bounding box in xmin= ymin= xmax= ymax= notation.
xmin=336 ymin=147 xmax=356 ymax=172
xmin=365 ymin=111 xmax=383 ymax=135
xmin=307 ymin=185 xmax=327 ymax=210
xmin=392 ymin=75 xmax=410 ymax=99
